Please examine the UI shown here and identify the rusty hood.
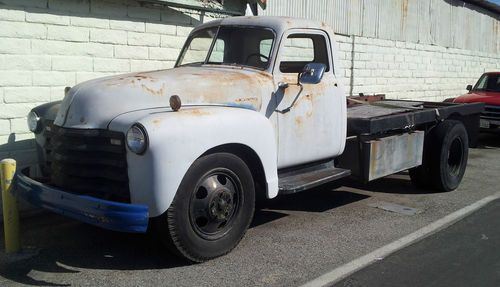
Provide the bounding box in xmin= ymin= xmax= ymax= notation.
xmin=54 ymin=66 xmax=273 ymax=129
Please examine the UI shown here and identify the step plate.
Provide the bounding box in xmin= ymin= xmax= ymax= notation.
xmin=278 ymin=166 xmax=351 ymax=194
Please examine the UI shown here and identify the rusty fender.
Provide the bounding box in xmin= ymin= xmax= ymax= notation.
xmin=119 ymin=106 xmax=279 ymax=218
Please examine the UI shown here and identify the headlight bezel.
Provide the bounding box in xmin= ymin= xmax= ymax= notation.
xmin=126 ymin=123 xmax=148 ymax=155
xmin=27 ymin=111 xmax=42 ymax=133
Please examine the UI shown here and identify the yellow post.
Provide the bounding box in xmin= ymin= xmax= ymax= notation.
xmin=1 ymin=158 xmax=20 ymax=253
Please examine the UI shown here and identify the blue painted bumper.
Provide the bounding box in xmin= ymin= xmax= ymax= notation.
xmin=13 ymin=168 xmax=149 ymax=233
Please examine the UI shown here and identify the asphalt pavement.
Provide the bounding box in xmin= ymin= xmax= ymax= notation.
xmin=0 ymin=132 xmax=499 ymax=287
xmin=334 ymin=198 xmax=500 ymax=287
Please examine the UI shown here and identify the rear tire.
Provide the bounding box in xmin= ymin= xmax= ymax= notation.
xmin=410 ymin=120 xmax=468 ymax=192
xmin=429 ymin=120 xmax=468 ymax=192
xmin=155 ymin=153 xmax=255 ymax=262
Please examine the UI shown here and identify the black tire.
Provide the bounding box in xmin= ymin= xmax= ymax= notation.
xmin=155 ymin=153 xmax=255 ymax=262
xmin=429 ymin=120 xmax=468 ymax=192
xmin=410 ymin=120 xmax=468 ymax=192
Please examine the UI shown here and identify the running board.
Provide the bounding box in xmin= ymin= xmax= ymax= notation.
xmin=278 ymin=161 xmax=351 ymax=194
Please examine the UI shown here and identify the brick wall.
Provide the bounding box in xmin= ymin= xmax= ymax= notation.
xmin=335 ymin=35 xmax=500 ymax=100
xmin=0 ymin=0 xmax=221 ymax=215
xmin=0 ymin=0 xmax=221 ymax=168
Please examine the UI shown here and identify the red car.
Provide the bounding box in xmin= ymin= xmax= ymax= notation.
xmin=453 ymin=72 xmax=500 ymax=130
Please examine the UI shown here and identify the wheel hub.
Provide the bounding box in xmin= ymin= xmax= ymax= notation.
xmin=189 ymin=170 xmax=242 ymax=240
xmin=209 ymin=190 xmax=234 ymax=221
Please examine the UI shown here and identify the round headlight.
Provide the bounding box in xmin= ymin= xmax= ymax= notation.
xmin=126 ymin=124 xmax=148 ymax=154
xmin=27 ymin=111 xmax=41 ymax=133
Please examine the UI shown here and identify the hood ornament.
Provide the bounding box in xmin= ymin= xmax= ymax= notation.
xmin=169 ymin=95 xmax=182 ymax=111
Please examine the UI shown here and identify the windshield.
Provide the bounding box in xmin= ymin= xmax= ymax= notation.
xmin=473 ymin=73 xmax=500 ymax=92
xmin=176 ymin=26 xmax=275 ymax=70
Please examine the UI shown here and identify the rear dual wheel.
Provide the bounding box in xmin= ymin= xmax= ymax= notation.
xmin=155 ymin=153 xmax=255 ymax=262
xmin=409 ymin=120 xmax=469 ymax=192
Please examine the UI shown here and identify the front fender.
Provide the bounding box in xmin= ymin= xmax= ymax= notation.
xmin=121 ymin=107 xmax=278 ymax=217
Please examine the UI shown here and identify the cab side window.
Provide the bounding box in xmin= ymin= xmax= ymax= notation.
xmin=279 ymin=34 xmax=330 ymax=74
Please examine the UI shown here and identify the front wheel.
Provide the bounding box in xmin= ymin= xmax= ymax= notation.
xmin=155 ymin=153 xmax=255 ymax=262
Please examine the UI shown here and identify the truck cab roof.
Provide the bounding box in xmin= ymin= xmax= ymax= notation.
xmin=192 ymin=16 xmax=332 ymax=35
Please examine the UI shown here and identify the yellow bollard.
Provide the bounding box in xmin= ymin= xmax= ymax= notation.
xmin=1 ymin=158 xmax=20 ymax=253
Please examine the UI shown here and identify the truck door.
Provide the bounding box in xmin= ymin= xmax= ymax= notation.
xmin=273 ymin=30 xmax=345 ymax=168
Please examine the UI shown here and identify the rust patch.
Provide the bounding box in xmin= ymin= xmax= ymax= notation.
xmin=295 ymin=116 xmax=303 ymax=126
xmin=235 ymin=97 xmax=258 ymax=103
xmin=401 ymin=0 xmax=409 ymax=31
xmin=141 ymin=83 xmax=166 ymax=96
xmin=152 ymin=119 xmax=162 ymax=125
xmin=402 ymin=0 xmax=409 ymax=20
xmin=179 ymin=108 xmax=211 ymax=116
xmin=134 ymin=74 xmax=149 ymax=79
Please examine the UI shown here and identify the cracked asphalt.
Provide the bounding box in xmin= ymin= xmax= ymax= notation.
xmin=1 ymin=132 xmax=499 ymax=287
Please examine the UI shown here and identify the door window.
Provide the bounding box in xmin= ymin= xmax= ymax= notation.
xmin=279 ymin=34 xmax=330 ymax=74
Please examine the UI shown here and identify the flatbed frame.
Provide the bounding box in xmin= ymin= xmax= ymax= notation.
xmin=347 ymin=100 xmax=484 ymax=137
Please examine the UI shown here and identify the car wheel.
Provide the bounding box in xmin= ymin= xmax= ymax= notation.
xmin=155 ymin=152 xmax=255 ymax=262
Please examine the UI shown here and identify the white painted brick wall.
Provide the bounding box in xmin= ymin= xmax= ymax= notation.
xmin=335 ymin=34 xmax=500 ymax=100
xmin=0 ymin=0 xmax=213 ymax=168
xmin=0 ymin=0 xmax=219 ymax=215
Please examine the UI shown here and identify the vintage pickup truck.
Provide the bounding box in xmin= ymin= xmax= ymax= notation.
xmin=15 ymin=16 xmax=483 ymax=262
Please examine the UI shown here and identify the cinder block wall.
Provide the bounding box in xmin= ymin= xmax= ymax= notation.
xmin=0 ymin=0 xmax=220 ymax=215
xmin=0 ymin=0 xmax=219 ymax=164
xmin=334 ymin=35 xmax=500 ymax=100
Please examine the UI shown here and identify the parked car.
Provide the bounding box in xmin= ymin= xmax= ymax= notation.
xmin=15 ymin=16 xmax=482 ymax=262
xmin=453 ymin=72 xmax=500 ymax=130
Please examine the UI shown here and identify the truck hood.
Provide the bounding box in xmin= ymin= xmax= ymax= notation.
xmin=453 ymin=91 xmax=500 ymax=106
xmin=54 ymin=66 xmax=273 ymax=129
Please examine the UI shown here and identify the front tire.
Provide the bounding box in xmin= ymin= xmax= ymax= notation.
xmin=156 ymin=153 xmax=255 ymax=262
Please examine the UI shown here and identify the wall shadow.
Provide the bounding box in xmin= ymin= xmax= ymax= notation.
xmin=0 ymin=134 xmax=37 ymax=162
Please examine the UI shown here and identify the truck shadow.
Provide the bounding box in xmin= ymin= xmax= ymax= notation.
xmin=338 ymin=173 xmax=443 ymax=195
xmin=475 ymin=131 xmax=500 ymax=149
xmin=260 ymin=187 xmax=369 ymax=213
xmin=0 ymin=188 xmax=368 ymax=286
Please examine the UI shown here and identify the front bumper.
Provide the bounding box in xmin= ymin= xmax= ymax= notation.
xmin=13 ymin=168 xmax=149 ymax=233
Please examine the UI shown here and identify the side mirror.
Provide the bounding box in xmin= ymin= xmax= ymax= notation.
xmin=466 ymin=84 xmax=472 ymax=91
xmin=299 ymin=63 xmax=326 ymax=85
